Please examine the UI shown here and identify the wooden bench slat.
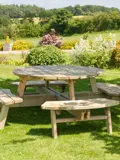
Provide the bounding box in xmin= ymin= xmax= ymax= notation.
xmin=11 ymin=80 xmax=68 ymax=87
xmin=0 ymin=90 xmax=14 ymax=105
xmin=0 ymin=89 xmax=23 ymax=105
xmin=1 ymin=89 xmax=23 ymax=104
xmin=41 ymin=98 xmax=119 ymax=110
xmin=97 ymin=83 xmax=120 ymax=96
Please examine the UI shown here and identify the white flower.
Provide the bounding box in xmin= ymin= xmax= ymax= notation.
xmin=72 ymin=33 xmax=116 ymax=56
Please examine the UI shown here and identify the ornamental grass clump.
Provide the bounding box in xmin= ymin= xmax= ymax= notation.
xmin=26 ymin=45 xmax=67 ymax=65
xmin=71 ymin=33 xmax=116 ymax=68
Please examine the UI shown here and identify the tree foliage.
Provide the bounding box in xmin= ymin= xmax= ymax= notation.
xmin=0 ymin=4 xmax=120 ymax=39
xmin=0 ymin=4 xmax=119 ymax=18
xmin=51 ymin=9 xmax=72 ymax=34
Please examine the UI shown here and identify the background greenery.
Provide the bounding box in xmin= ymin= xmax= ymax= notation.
xmin=1 ymin=30 xmax=120 ymax=46
xmin=0 ymin=4 xmax=120 ymax=39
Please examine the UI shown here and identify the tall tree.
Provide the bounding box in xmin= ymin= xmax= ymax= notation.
xmin=74 ymin=5 xmax=82 ymax=15
xmin=52 ymin=9 xmax=72 ymax=34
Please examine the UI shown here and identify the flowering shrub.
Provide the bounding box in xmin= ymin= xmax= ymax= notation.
xmin=92 ymin=34 xmax=116 ymax=50
xmin=71 ymin=33 xmax=116 ymax=68
xmin=12 ymin=40 xmax=33 ymax=50
xmin=60 ymin=40 xmax=79 ymax=50
xmin=39 ymin=29 xmax=63 ymax=48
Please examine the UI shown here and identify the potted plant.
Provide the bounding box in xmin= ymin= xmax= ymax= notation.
xmin=3 ymin=36 xmax=13 ymax=51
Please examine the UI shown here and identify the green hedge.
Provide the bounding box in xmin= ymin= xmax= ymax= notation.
xmin=26 ymin=45 xmax=67 ymax=65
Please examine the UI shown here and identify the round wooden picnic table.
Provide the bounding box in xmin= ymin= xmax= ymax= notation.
xmin=13 ymin=65 xmax=103 ymax=98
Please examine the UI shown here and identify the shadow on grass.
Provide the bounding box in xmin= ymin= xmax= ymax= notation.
xmin=0 ymin=78 xmax=17 ymax=93
xmin=92 ymin=132 xmax=120 ymax=154
xmin=91 ymin=105 xmax=120 ymax=155
xmin=7 ymin=107 xmax=51 ymax=125
xmin=27 ymin=120 xmax=106 ymax=138
xmin=4 ymin=138 xmax=36 ymax=145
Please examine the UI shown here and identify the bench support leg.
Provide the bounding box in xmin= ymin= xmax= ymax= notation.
xmin=60 ymin=85 xmax=66 ymax=93
xmin=17 ymin=77 xmax=27 ymax=97
xmin=89 ymin=77 xmax=98 ymax=93
xmin=0 ymin=105 xmax=9 ymax=129
xmin=45 ymin=80 xmax=49 ymax=88
xmin=105 ymin=107 xmax=112 ymax=135
xmin=51 ymin=110 xmax=57 ymax=139
xmin=85 ymin=110 xmax=90 ymax=120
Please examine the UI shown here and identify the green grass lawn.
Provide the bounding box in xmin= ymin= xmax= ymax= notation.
xmin=0 ymin=30 xmax=120 ymax=46
xmin=0 ymin=64 xmax=120 ymax=160
xmin=63 ymin=30 xmax=120 ymax=42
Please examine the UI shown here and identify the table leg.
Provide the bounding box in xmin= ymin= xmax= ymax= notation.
xmin=68 ymin=80 xmax=84 ymax=118
xmin=68 ymin=80 xmax=75 ymax=100
xmin=45 ymin=80 xmax=49 ymax=88
xmin=89 ymin=77 xmax=98 ymax=93
xmin=17 ymin=77 xmax=27 ymax=97
xmin=87 ymin=77 xmax=98 ymax=119
xmin=68 ymin=80 xmax=90 ymax=120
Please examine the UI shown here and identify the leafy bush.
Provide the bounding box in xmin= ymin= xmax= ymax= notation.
xmin=3 ymin=60 xmax=28 ymax=66
xmin=26 ymin=45 xmax=66 ymax=65
xmin=72 ymin=49 xmax=112 ymax=68
xmin=12 ymin=40 xmax=33 ymax=50
xmin=17 ymin=21 xmax=42 ymax=38
xmin=112 ymin=45 xmax=120 ymax=68
xmin=0 ymin=26 xmax=11 ymax=39
xmin=71 ymin=33 xmax=116 ymax=68
xmin=60 ymin=40 xmax=79 ymax=50
xmin=4 ymin=59 xmax=25 ymax=66
xmin=0 ymin=43 xmax=3 ymax=51
xmin=0 ymin=54 xmax=27 ymax=66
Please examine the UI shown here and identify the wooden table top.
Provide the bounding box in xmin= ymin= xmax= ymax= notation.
xmin=13 ymin=65 xmax=103 ymax=80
